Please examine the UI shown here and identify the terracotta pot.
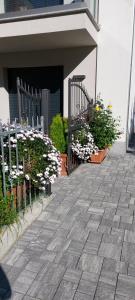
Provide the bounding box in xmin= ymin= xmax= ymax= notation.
xmin=60 ymin=154 xmax=68 ymax=176
xmin=89 ymin=148 xmax=108 ymax=164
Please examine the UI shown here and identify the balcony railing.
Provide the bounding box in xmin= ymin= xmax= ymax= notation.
xmin=0 ymin=0 xmax=99 ymax=22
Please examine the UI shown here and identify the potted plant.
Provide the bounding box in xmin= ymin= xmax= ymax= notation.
xmin=89 ymin=99 xmax=121 ymax=163
xmin=71 ymin=118 xmax=98 ymax=162
xmin=50 ymin=114 xmax=68 ymax=176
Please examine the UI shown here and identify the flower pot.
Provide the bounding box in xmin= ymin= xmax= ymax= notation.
xmin=89 ymin=148 xmax=108 ymax=164
xmin=60 ymin=154 xmax=68 ymax=176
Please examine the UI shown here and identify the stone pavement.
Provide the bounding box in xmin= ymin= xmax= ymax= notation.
xmin=1 ymin=144 xmax=135 ymax=299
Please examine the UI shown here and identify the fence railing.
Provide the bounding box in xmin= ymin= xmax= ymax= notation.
xmin=68 ymin=75 xmax=93 ymax=174
xmin=17 ymin=77 xmax=50 ymax=134
xmin=0 ymin=119 xmax=51 ymax=213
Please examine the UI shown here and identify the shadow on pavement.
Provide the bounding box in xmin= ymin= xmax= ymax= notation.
xmin=0 ymin=266 xmax=12 ymax=299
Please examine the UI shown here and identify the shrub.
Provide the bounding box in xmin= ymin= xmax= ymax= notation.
xmin=90 ymin=99 xmax=121 ymax=150
xmin=0 ymin=125 xmax=61 ymax=192
xmin=50 ymin=114 xmax=66 ymax=154
xmin=71 ymin=117 xmax=98 ymax=161
xmin=0 ymin=197 xmax=18 ymax=230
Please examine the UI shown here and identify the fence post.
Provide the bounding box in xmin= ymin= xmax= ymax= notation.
xmin=68 ymin=78 xmax=72 ymax=175
xmin=41 ymin=89 xmax=50 ymax=134
xmin=17 ymin=77 xmax=22 ymax=123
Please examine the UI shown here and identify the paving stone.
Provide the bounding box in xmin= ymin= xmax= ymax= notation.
xmin=78 ymin=253 xmax=103 ymax=274
xmin=10 ymin=292 xmax=24 ymax=300
xmin=102 ymin=231 xmax=123 ymax=245
xmin=98 ymin=242 xmax=121 ymax=260
xmin=117 ymin=274 xmax=135 ymax=298
xmin=115 ymin=295 xmax=134 ymax=300
xmin=98 ymin=225 xmax=111 ymax=234
xmin=77 ymin=279 xmax=97 ymax=296
xmin=4 ymin=249 xmax=24 ymax=266
xmin=63 ymin=268 xmax=82 ymax=284
xmin=122 ymin=242 xmax=135 ymax=264
xmin=1 ymin=149 xmax=135 ymax=300
xmin=124 ymin=230 xmax=135 ymax=243
xmin=53 ymin=280 xmax=76 ymax=300
xmin=94 ymin=282 xmax=115 ymax=300
xmin=88 ymin=207 xmax=104 ymax=215
xmin=25 ymin=260 xmax=44 ymax=273
xmin=99 ymin=270 xmax=118 ymax=286
xmin=82 ymin=271 xmax=99 ymax=283
xmin=102 ymin=258 xmax=127 ymax=275
xmin=74 ymin=292 xmax=94 ymax=300
xmin=27 ymin=281 xmax=57 ymax=299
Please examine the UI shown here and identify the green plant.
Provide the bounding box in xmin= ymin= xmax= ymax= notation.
xmin=63 ymin=117 xmax=68 ymax=153
xmin=0 ymin=197 xmax=18 ymax=231
xmin=90 ymin=99 xmax=121 ymax=150
xmin=50 ymin=114 xmax=66 ymax=154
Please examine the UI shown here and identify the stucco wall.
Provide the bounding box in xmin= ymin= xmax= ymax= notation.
xmin=0 ymin=46 xmax=97 ymax=121
xmin=127 ymin=3 xmax=135 ymax=148
xmin=97 ymin=0 xmax=134 ymax=141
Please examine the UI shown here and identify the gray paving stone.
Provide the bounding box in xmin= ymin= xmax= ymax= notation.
xmin=63 ymin=268 xmax=82 ymax=284
xmin=94 ymin=282 xmax=115 ymax=300
xmin=10 ymin=292 xmax=24 ymax=300
xmin=117 ymin=274 xmax=135 ymax=298
xmin=27 ymin=281 xmax=57 ymax=299
xmin=78 ymin=253 xmax=103 ymax=274
xmin=53 ymin=280 xmax=76 ymax=300
xmin=77 ymin=279 xmax=97 ymax=296
xmin=99 ymin=270 xmax=118 ymax=287
xmin=74 ymin=292 xmax=94 ymax=300
xmin=98 ymin=242 xmax=122 ymax=260
xmin=102 ymin=258 xmax=127 ymax=275
xmin=122 ymin=242 xmax=135 ymax=264
xmin=124 ymin=230 xmax=135 ymax=243
xmin=2 ymin=148 xmax=135 ymax=300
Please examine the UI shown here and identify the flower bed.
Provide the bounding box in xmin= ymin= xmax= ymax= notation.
xmin=0 ymin=124 xmax=61 ymax=230
xmin=71 ymin=118 xmax=98 ymax=162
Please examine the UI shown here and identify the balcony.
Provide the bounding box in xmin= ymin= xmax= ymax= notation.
xmin=0 ymin=0 xmax=99 ymax=23
xmin=0 ymin=0 xmax=99 ymax=53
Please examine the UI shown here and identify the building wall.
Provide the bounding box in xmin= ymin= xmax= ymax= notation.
xmin=97 ymin=0 xmax=134 ymax=141
xmin=127 ymin=3 xmax=135 ymax=148
xmin=0 ymin=46 xmax=97 ymax=121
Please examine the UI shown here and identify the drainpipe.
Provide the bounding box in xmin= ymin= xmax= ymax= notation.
xmin=126 ymin=0 xmax=135 ymax=152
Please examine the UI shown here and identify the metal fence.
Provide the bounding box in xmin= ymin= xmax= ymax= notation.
xmin=68 ymin=75 xmax=93 ymax=174
xmin=0 ymin=118 xmax=51 ymax=213
xmin=17 ymin=77 xmax=50 ymax=134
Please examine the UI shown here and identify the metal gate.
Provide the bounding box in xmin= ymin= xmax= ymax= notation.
xmin=68 ymin=75 xmax=93 ymax=175
xmin=17 ymin=77 xmax=50 ymax=133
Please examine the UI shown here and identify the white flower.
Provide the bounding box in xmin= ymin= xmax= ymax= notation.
xmin=25 ymin=174 xmax=30 ymax=180
xmin=12 ymin=165 xmax=16 ymax=169
xmin=37 ymin=173 xmax=42 ymax=178
xmin=19 ymin=165 xmax=23 ymax=170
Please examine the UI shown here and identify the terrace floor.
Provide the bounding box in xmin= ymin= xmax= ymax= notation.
xmin=1 ymin=142 xmax=135 ymax=300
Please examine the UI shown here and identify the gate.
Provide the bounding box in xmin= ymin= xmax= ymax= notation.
xmin=68 ymin=75 xmax=93 ymax=175
xmin=17 ymin=77 xmax=50 ymax=133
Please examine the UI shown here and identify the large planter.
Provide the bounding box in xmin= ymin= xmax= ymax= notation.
xmin=89 ymin=148 xmax=108 ymax=164
xmin=60 ymin=154 xmax=68 ymax=176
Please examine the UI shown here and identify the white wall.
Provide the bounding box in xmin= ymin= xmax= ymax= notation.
xmin=127 ymin=3 xmax=135 ymax=147
xmin=0 ymin=68 xmax=10 ymax=122
xmin=97 ymin=0 xmax=134 ymax=141
xmin=0 ymin=46 xmax=97 ymax=121
xmin=0 ymin=0 xmax=5 ymax=13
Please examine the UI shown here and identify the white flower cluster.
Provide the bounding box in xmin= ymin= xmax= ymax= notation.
xmin=0 ymin=124 xmax=61 ymax=188
xmin=72 ymin=127 xmax=98 ymax=161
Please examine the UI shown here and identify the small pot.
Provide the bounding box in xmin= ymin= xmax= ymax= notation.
xmin=89 ymin=148 xmax=108 ymax=164
xmin=60 ymin=154 xmax=68 ymax=176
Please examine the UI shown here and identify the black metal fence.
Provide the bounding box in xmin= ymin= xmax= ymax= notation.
xmin=68 ymin=75 xmax=93 ymax=174
xmin=0 ymin=120 xmax=51 ymax=213
xmin=17 ymin=77 xmax=50 ymax=133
